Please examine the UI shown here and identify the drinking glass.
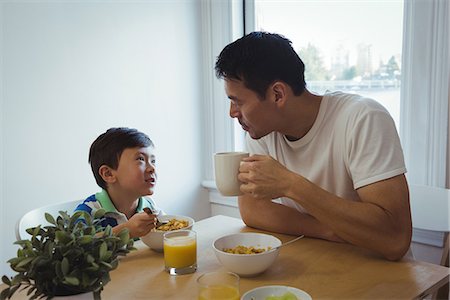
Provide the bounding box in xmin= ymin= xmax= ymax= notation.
xmin=163 ymin=230 xmax=197 ymax=275
xmin=197 ymin=271 xmax=240 ymax=300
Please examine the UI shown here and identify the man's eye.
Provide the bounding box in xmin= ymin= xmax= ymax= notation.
xmin=138 ymin=157 xmax=145 ymax=161
xmin=151 ymin=159 xmax=156 ymax=165
xmin=234 ymin=100 xmax=242 ymax=107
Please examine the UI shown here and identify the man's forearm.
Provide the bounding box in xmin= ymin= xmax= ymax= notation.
xmin=238 ymin=195 xmax=341 ymax=242
xmin=284 ymin=173 xmax=412 ymax=260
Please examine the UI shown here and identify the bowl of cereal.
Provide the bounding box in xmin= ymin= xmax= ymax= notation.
xmin=141 ymin=214 xmax=194 ymax=252
xmin=213 ymin=232 xmax=281 ymax=277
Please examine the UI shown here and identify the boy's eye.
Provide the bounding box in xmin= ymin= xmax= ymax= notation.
xmin=151 ymin=159 xmax=156 ymax=165
xmin=138 ymin=156 xmax=145 ymax=161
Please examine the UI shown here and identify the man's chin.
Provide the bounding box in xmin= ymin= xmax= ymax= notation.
xmin=248 ymin=131 xmax=265 ymax=140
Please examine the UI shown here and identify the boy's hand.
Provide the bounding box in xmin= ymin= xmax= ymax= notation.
xmin=123 ymin=212 xmax=157 ymax=238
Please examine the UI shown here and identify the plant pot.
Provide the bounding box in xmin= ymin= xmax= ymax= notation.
xmin=52 ymin=292 xmax=95 ymax=299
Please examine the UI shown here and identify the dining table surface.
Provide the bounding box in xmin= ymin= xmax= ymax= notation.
xmin=4 ymin=214 xmax=450 ymax=299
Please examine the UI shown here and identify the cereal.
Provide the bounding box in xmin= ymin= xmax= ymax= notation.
xmin=223 ymin=245 xmax=271 ymax=254
xmin=156 ymin=219 xmax=189 ymax=231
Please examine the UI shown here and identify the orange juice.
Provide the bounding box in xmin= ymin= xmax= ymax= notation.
xmin=198 ymin=285 xmax=239 ymax=300
xmin=164 ymin=236 xmax=196 ymax=268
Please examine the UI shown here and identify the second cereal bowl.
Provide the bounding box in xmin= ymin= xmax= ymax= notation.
xmin=213 ymin=232 xmax=281 ymax=277
xmin=141 ymin=214 xmax=194 ymax=252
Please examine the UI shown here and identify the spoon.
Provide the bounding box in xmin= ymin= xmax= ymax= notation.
xmin=143 ymin=207 xmax=168 ymax=228
xmin=268 ymin=235 xmax=305 ymax=252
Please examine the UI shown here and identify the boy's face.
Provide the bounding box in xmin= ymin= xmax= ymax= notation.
xmin=111 ymin=146 xmax=157 ymax=198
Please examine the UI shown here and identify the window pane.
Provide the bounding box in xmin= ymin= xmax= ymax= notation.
xmin=235 ymin=0 xmax=403 ymax=151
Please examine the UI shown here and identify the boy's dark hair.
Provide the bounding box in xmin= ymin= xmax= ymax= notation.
xmin=215 ymin=31 xmax=306 ymax=99
xmin=89 ymin=127 xmax=154 ymax=189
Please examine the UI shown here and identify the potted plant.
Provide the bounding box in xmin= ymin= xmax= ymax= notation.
xmin=1 ymin=209 xmax=135 ymax=300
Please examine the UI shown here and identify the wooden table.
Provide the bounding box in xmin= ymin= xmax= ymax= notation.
xmin=4 ymin=215 xmax=450 ymax=299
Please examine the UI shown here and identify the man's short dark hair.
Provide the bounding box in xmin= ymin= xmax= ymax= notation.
xmin=89 ymin=127 xmax=154 ymax=189
xmin=215 ymin=31 xmax=306 ymax=99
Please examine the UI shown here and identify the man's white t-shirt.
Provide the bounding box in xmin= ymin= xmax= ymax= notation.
xmin=246 ymin=91 xmax=407 ymax=213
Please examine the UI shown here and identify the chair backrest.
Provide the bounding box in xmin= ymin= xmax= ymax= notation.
xmin=409 ymin=184 xmax=449 ymax=300
xmin=15 ymin=199 xmax=82 ymax=240
xmin=409 ymin=184 xmax=450 ymax=233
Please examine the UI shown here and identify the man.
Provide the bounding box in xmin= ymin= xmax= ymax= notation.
xmin=215 ymin=32 xmax=412 ymax=261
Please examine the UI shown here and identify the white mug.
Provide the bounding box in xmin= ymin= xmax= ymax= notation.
xmin=214 ymin=152 xmax=249 ymax=196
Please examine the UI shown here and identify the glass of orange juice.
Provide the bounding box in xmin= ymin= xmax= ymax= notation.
xmin=197 ymin=271 xmax=240 ymax=300
xmin=163 ymin=230 xmax=197 ymax=275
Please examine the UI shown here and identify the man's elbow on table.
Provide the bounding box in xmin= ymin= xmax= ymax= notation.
xmin=238 ymin=196 xmax=263 ymax=229
xmin=379 ymin=229 xmax=412 ymax=261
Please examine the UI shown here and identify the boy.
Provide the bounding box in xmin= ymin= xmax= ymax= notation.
xmin=75 ymin=127 xmax=163 ymax=238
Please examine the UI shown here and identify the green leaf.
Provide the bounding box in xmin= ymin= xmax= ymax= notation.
xmin=44 ymin=213 xmax=56 ymax=225
xmin=99 ymin=242 xmax=107 ymax=260
xmin=86 ymin=264 xmax=99 ymax=272
xmin=118 ymin=229 xmax=130 ymax=244
xmin=15 ymin=257 xmax=34 ymax=268
xmin=55 ymin=231 xmax=71 ymax=244
xmin=6 ymin=257 xmax=19 ymax=265
xmin=1 ymin=287 xmax=11 ymax=300
xmin=1 ymin=276 xmax=11 ymax=286
xmin=100 ymin=261 xmax=113 ymax=269
xmin=69 ymin=211 xmax=83 ymax=227
xmin=86 ymin=254 xmax=95 ymax=264
xmin=93 ymin=208 xmax=106 ymax=219
xmin=104 ymin=225 xmax=112 ymax=237
xmin=101 ymin=251 xmax=112 ymax=261
xmin=59 ymin=210 xmax=70 ymax=221
xmin=109 ymin=259 xmax=119 ymax=270
xmin=63 ymin=276 xmax=79 ymax=286
xmin=61 ymin=257 xmax=69 ymax=276
xmin=55 ymin=261 xmax=63 ymax=279
xmin=10 ymin=274 xmax=25 ymax=286
xmin=78 ymin=236 xmax=93 ymax=245
xmin=32 ymin=225 xmax=41 ymax=238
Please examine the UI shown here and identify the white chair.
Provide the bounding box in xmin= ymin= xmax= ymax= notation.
xmin=15 ymin=199 xmax=82 ymax=240
xmin=409 ymin=184 xmax=450 ymax=299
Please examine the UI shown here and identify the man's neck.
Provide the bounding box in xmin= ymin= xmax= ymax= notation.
xmin=281 ymin=90 xmax=323 ymax=141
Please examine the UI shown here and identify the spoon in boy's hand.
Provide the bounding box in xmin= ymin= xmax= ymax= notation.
xmin=143 ymin=207 xmax=168 ymax=228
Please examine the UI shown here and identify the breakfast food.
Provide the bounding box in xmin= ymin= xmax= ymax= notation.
xmin=223 ymin=245 xmax=271 ymax=254
xmin=156 ymin=218 xmax=189 ymax=231
xmin=265 ymin=291 xmax=298 ymax=300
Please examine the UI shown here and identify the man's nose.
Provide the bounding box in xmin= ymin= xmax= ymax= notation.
xmin=229 ymin=102 xmax=240 ymax=118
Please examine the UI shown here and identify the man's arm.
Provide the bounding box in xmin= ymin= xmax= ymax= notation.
xmin=238 ymin=195 xmax=343 ymax=242
xmin=239 ymin=155 xmax=412 ymax=261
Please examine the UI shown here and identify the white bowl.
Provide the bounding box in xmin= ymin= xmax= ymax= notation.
xmin=213 ymin=232 xmax=281 ymax=277
xmin=241 ymin=285 xmax=312 ymax=300
xmin=140 ymin=214 xmax=194 ymax=252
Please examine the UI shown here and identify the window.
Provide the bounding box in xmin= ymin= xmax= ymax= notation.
xmin=204 ymin=0 xmax=448 ymax=189
xmin=235 ymin=0 xmax=404 ymax=150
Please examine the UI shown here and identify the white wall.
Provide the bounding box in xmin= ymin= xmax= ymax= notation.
xmin=0 ymin=0 xmax=210 ymax=276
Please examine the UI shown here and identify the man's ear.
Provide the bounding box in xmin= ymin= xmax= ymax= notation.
xmin=271 ymin=81 xmax=287 ymax=105
xmin=99 ymin=165 xmax=116 ymax=184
